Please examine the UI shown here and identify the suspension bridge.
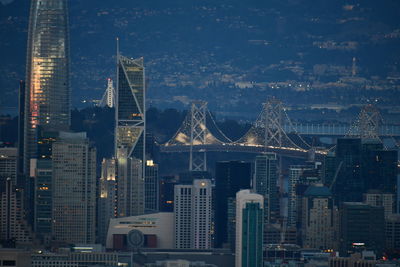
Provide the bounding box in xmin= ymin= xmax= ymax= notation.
xmin=159 ymin=98 xmax=399 ymax=171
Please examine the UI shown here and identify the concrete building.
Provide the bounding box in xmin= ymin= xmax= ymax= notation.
xmin=117 ymin=156 xmax=144 ymax=217
xmin=364 ymin=191 xmax=395 ymax=218
xmin=174 ymin=179 xmax=212 ymax=249
xmin=106 ymin=212 xmax=174 ymax=250
xmin=0 ymin=249 xmax=31 ymax=267
xmin=301 ymin=184 xmax=337 ymax=250
xmin=288 ymin=165 xmax=314 ymax=227
xmin=52 ymin=132 xmax=96 ymax=244
xmin=0 ymin=178 xmax=33 ymax=245
xmin=98 ymin=158 xmax=117 ymax=244
xmin=235 ymin=190 xmax=264 ymax=267
xmin=31 ymin=251 xmax=125 ymax=267
xmin=0 ymin=147 xmax=17 ymax=185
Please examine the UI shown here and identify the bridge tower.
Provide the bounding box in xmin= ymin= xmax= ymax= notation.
xmin=349 ymin=104 xmax=381 ymax=140
xmin=358 ymin=104 xmax=381 ymax=140
xmin=262 ymin=98 xmax=284 ymax=148
xmin=189 ymin=101 xmax=208 ymax=171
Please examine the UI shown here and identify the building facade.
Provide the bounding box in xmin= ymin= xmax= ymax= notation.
xmin=288 ymin=165 xmax=313 ymax=228
xmin=301 ymin=185 xmax=337 ymax=250
xmin=235 ymin=190 xmax=264 ymax=267
xmin=52 ymin=132 xmax=96 ymax=244
xmin=214 ymin=161 xmax=252 ymax=248
xmin=24 ymin=0 xmax=71 ymax=174
xmin=115 ymin=55 xmax=146 ymax=218
xmin=98 ymin=158 xmax=117 ymax=244
xmin=174 ymin=179 xmax=212 ymax=249
xmin=145 ymin=160 xmax=159 ymax=213
xmin=254 ymin=153 xmax=279 ymax=224
xmin=340 ymin=202 xmax=385 ymax=256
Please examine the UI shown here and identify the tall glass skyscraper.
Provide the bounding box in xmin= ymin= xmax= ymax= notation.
xmin=115 ymin=55 xmax=145 ymax=161
xmin=115 ymin=54 xmax=146 ymax=217
xmin=24 ymin=0 xmax=70 ymax=174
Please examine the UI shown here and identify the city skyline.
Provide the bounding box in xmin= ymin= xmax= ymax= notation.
xmin=0 ymin=0 xmax=400 ymax=266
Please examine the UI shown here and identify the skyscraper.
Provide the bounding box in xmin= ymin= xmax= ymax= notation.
xmin=24 ymin=0 xmax=71 ymax=174
xmin=174 ymin=179 xmax=212 ymax=249
xmin=214 ymin=161 xmax=252 ymax=248
xmin=145 ymin=160 xmax=159 ymax=213
xmin=115 ymin=54 xmax=146 ymax=217
xmin=235 ymin=190 xmax=264 ymax=267
xmin=301 ymin=184 xmax=337 ymax=250
xmin=52 ymin=132 xmax=96 ymax=244
xmin=254 ymin=153 xmax=279 ymax=223
xmin=340 ymin=202 xmax=385 ymax=256
xmin=115 ymin=55 xmax=145 ymax=161
xmin=288 ymin=165 xmax=313 ymax=227
xmin=98 ymin=158 xmax=117 ymax=244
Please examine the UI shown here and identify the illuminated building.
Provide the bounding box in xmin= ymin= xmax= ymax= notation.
xmin=99 ymin=78 xmax=116 ymax=108
xmin=159 ymin=176 xmax=177 ymax=212
xmin=24 ymin=0 xmax=71 ymax=174
xmin=174 ymin=179 xmax=212 ymax=249
xmin=145 ymin=160 xmax=159 ymax=213
xmin=52 ymin=132 xmax=96 ymax=244
xmin=106 ymin=212 xmax=174 ymax=250
xmin=115 ymin=54 xmax=146 ymax=218
xmin=98 ymin=158 xmax=117 ymax=244
xmin=301 ymin=184 xmax=337 ymax=250
xmin=235 ymin=190 xmax=263 ymax=267
xmin=116 ymin=156 xmax=144 ymax=217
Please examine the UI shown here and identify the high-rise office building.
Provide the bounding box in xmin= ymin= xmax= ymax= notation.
xmin=214 ymin=161 xmax=252 ymax=248
xmin=254 ymin=153 xmax=279 ymax=223
xmin=115 ymin=55 xmax=145 ymax=161
xmin=0 ymin=148 xmax=33 ymax=246
xmin=32 ymin=159 xmax=52 ymax=243
xmin=174 ymin=179 xmax=212 ymax=249
xmin=115 ymin=54 xmax=146 ymax=217
xmin=116 ymin=155 xmax=144 ymax=217
xmin=385 ymin=214 xmax=400 ymax=250
xmin=52 ymin=132 xmax=96 ymax=244
xmin=159 ymin=176 xmax=177 ymax=212
xmin=326 ymin=138 xmax=398 ymax=205
xmin=24 ymin=0 xmax=71 ymax=174
xmin=0 ymin=178 xmax=33 ymax=245
xmin=235 ymin=190 xmax=264 ymax=267
xmin=288 ymin=165 xmax=313 ymax=227
xmin=31 ymin=130 xmax=59 ymax=243
xmin=98 ymin=158 xmax=117 ymax=244
xmin=301 ymin=184 xmax=337 ymax=250
xmin=145 ymin=160 xmax=159 ymax=213
xmin=340 ymin=202 xmax=385 ymax=256
xmin=0 ymin=147 xmax=17 ymax=186
xmin=364 ymin=191 xmax=395 ymax=219
xmin=333 ymin=138 xmax=362 ymax=203
xmin=363 ymin=149 xmax=398 ymax=195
